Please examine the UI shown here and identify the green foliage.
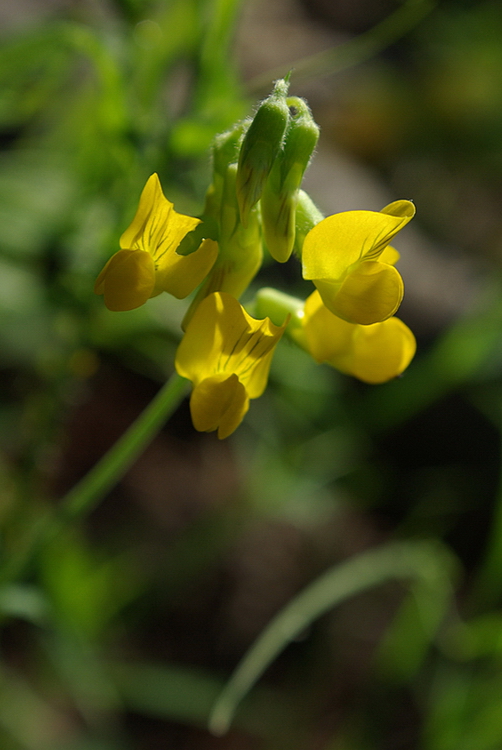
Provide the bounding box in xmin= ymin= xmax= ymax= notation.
xmin=2 ymin=1 xmax=502 ymax=749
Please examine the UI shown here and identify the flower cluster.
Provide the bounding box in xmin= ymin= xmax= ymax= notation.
xmin=95 ymin=79 xmax=417 ymax=437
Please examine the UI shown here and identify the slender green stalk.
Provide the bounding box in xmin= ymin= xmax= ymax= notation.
xmin=209 ymin=540 xmax=454 ymax=735
xmin=59 ymin=371 xmax=189 ymax=522
xmin=247 ymin=0 xmax=435 ymax=94
xmin=0 ymin=372 xmax=189 ymax=584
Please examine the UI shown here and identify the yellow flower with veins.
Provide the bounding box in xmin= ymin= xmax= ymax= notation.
xmin=94 ymin=174 xmax=218 ymax=311
xmin=175 ymin=292 xmax=287 ymax=439
xmin=299 ymin=290 xmax=416 ymax=384
xmin=302 ymin=200 xmax=415 ymax=325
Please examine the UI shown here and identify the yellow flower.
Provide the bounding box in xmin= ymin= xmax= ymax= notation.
xmin=175 ymin=292 xmax=287 ymax=439
xmin=94 ymin=174 xmax=218 ymax=311
xmin=302 ymin=200 xmax=415 ymax=325
xmin=300 ymin=290 xmax=416 ymax=384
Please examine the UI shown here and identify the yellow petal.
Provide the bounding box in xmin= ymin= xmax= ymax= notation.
xmin=120 ymin=173 xmax=200 ymax=261
xmin=379 ymin=245 xmax=400 ymax=266
xmin=176 ymin=292 xmax=240 ymax=385
xmin=175 ymin=292 xmax=286 ymax=398
xmin=154 ymin=238 xmax=218 ymax=299
xmin=94 ymin=249 xmax=155 ymax=311
xmin=302 ymin=200 xmax=414 ymax=281
xmin=190 ymin=373 xmax=249 ymax=439
xmin=302 ymin=290 xmax=353 ymax=362
xmin=381 ymin=200 xmax=416 ymax=220
xmin=301 ymin=291 xmax=416 ymax=383
xmin=345 ymin=317 xmax=417 ymax=384
xmin=315 ymin=261 xmax=404 ymax=325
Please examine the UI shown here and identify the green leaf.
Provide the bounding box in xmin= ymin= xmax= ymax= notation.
xmin=209 ymin=540 xmax=456 ymax=735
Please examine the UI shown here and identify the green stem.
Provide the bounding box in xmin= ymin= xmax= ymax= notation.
xmin=0 ymin=371 xmax=190 ymax=584
xmin=209 ymin=540 xmax=454 ymax=735
xmin=60 ymin=371 xmax=189 ymax=522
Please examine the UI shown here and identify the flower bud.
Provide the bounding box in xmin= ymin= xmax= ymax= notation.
xmin=236 ymin=78 xmax=290 ymax=226
xmin=293 ymin=190 xmax=324 ymax=257
xmin=181 ymin=163 xmax=263 ymax=329
xmin=177 ymin=122 xmax=249 ymax=258
xmin=261 ymin=97 xmax=320 ymax=262
xmin=212 ymin=120 xmax=250 ymax=180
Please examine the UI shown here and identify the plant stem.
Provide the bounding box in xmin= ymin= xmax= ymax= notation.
xmin=209 ymin=540 xmax=454 ymax=735
xmin=0 ymin=371 xmax=190 ymax=585
xmin=60 ymin=371 xmax=189 ymax=522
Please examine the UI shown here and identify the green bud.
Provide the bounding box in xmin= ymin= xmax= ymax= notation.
xmin=293 ymin=190 xmax=324 ymax=258
xmin=177 ymin=122 xmax=250 ymax=257
xmin=181 ymin=164 xmax=263 ymax=329
xmin=212 ymin=119 xmax=250 ymax=179
xmin=236 ymin=78 xmax=290 ymax=226
xmin=261 ymin=168 xmax=298 ymax=263
xmin=261 ymin=97 xmax=320 ymax=263
xmin=202 ymin=121 xmax=250 ymax=228
xmin=280 ymin=98 xmax=320 ymax=185
xmin=219 ymin=162 xmax=241 ymax=253
xmin=219 ymin=163 xmax=261 ymax=267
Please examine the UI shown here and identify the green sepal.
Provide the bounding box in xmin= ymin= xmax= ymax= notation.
xmin=176 ymin=216 xmax=219 ymax=257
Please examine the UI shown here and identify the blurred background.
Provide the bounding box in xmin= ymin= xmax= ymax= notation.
xmin=2 ymin=0 xmax=502 ymax=748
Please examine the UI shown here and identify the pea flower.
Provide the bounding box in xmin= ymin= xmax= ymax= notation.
xmin=302 ymin=200 xmax=415 ymax=325
xmin=300 ymin=290 xmax=416 ymax=384
xmin=175 ymin=292 xmax=287 ymax=439
xmin=94 ymin=174 xmax=218 ymax=311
